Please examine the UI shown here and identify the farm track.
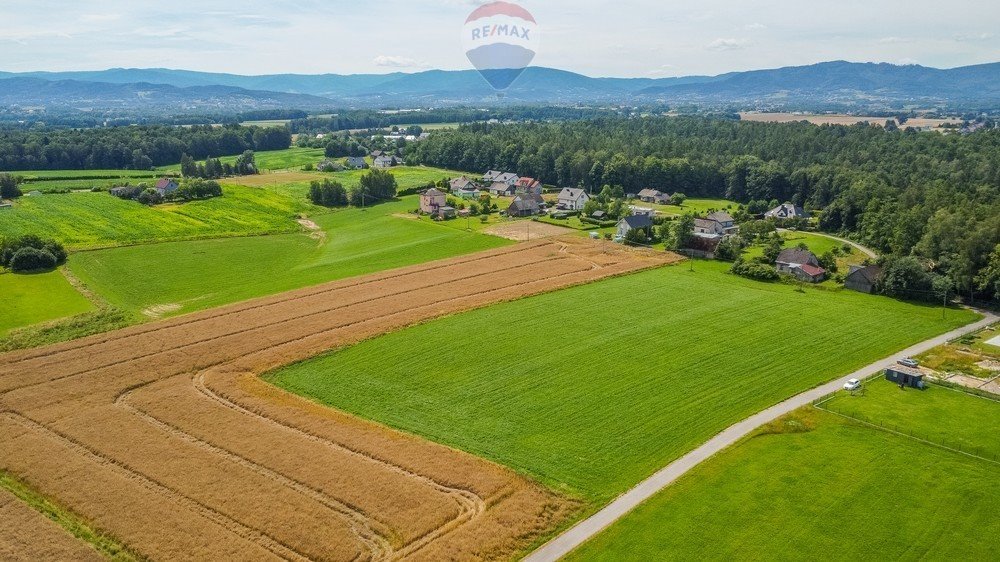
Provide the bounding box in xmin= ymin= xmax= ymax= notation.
xmin=0 ymin=487 xmax=103 ymax=562
xmin=0 ymin=237 xmax=674 ymax=561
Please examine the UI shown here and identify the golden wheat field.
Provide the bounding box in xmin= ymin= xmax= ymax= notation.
xmin=0 ymin=238 xmax=675 ymax=561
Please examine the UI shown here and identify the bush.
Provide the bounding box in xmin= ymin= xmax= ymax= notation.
xmin=0 ymin=173 xmax=23 ymax=199
xmin=309 ymin=179 xmax=348 ymax=207
xmin=136 ymin=188 xmax=163 ymax=206
xmin=9 ymin=247 xmax=58 ymax=272
xmin=731 ymin=259 xmax=779 ymax=281
xmin=1 ymin=235 xmax=67 ymax=269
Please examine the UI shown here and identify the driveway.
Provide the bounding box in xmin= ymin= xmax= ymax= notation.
xmin=524 ymin=310 xmax=997 ymax=562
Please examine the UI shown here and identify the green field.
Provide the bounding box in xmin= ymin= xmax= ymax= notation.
xmin=565 ymin=405 xmax=1000 ymax=561
xmin=158 ymin=147 xmax=325 ymax=173
xmin=642 ymin=197 xmax=737 ymax=216
xmin=820 ymin=378 xmax=1000 ymax=458
xmin=69 ymin=196 xmax=510 ymax=318
xmin=0 ymin=270 xmax=94 ymax=336
xmin=0 ymin=186 xmax=308 ymax=249
xmin=268 ymin=260 xmax=977 ymax=502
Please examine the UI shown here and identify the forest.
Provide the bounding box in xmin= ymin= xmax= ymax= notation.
xmin=407 ymin=117 xmax=1000 ymax=301
xmin=0 ymin=124 xmax=291 ymax=170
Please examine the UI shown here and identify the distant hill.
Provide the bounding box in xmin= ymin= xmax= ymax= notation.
xmin=0 ymin=77 xmax=337 ymax=110
xmin=1 ymin=61 xmax=998 ymax=110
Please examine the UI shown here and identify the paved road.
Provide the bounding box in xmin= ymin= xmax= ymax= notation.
xmin=779 ymin=229 xmax=878 ymax=259
xmin=524 ymin=310 xmax=997 ymax=562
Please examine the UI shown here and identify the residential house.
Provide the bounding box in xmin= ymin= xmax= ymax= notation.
xmin=495 ymin=172 xmax=519 ymax=187
xmin=629 ymin=206 xmax=656 ymax=217
xmin=346 ymin=156 xmax=368 ymax=170
xmin=765 ymin=202 xmax=808 ymax=220
xmin=507 ymin=195 xmax=541 ymax=217
xmin=775 ymin=248 xmax=826 ymax=283
xmin=419 ymin=188 xmax=448 ymax=216
xmin=450 ymin=176 xmax=476 ymax=192
xmin=515 ymin=177 xmax=544 ymax=196
xmin=845 ymin=265 xmax=882 ymax=294
xmin=370 ymin=150 xmax=385 ymax=159
xmin=452 ymin=186 xmax=480 ymax=200
xmin=615 ymin=214 xmax=654 ymax=242
xmin=637 ymin=188 xmax=670 ymax=204
xmin=693 ymin=211 xmax=738 ymax=237
xmin=557 ymin=188 xmax=590 ymax=210
xmin=153 ymin=178 xmax=179 ymax=197
xmin=373 ymin=155 xmax=399 ymax=169
xmin=482 ymin=170 xmax=503 ymax=183
xmin=489 ymin=181 xmax=517 ymax=197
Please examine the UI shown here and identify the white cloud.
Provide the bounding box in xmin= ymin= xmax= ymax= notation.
xmin=373 ymin=55 xmax=428 ymax=69
xmin=743 ymin=23 xmax=766 ymax=31
xmin=878 ymin=36 xmax=911 ymax=44
xmin=706 ymin=38 xmax=749 ymax=51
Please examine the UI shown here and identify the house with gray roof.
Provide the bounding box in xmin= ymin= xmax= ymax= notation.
xmin=766 ymin=202 xmax=808 ymax=220
xmin=776 ymin=248 xmax=826 ymax=283
xmin=845 ymin=265 xmax=882 ymax=294
xmin=615 ymin=214 xmax=654 ymax=242
xmin=557 ymin=187 xmax=590 ymax=210
xmin=694 ymin=211 xmax=737 ymax=237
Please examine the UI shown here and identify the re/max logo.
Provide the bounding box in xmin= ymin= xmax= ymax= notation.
xmin=471 ymin=24 xmax=532 ymax=41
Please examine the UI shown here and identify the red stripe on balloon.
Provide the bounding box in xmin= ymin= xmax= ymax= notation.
xmin=465 ymin=1 xmax=536 ymax=24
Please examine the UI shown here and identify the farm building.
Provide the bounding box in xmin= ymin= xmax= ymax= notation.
xmin=885 ymin=366 xmax=925 ymax=389
xmin=637 ymin=189 xmax=670 ymax=204
xmin=557 ymin=188 xmax=590 ymax=210
xmin=419 ymin=188 xmax=448 ymax=216
xmin=153 ymin=178 xmax=179 ymax=197
xmin=765 ymin=202 xmax=808 ymax=220
xmin=682 ymin=234 xmax=722 ymax=258
xmin=507 ymin=195 xmax=541 ymax=217
xmin=845 ymin=265 xmax=882 ymax=294
xmin=346 ymin=156 xmax=368 ymax=169
xmin=616 ymin=214 xmax=653 ymax=241
xmin=694 ymin=211 xmax=738 ymax=236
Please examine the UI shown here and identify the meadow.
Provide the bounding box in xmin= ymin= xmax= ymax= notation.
xmin=821 ymin=378 xmax=1000 ymax=458
xmin=158 ymin=147 xmax=326 ymax=172
xmin=0 ymin=270 xmax=94 ymax=336
xmin=68 ymin=196 xmax=510 ymax=318
xmin=564 ymin=405 xmax=1000 ymax=561
xmin=642 ymin=197 xmax=737 ymax=216
xmin=0 ymin=185 xmax=308 ymax=249
xmin=268 ymin=260 xmax=977 ymax=502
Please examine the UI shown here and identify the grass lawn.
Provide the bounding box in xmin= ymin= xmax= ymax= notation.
xmin=643 ymin=198 xmax=737 ymax=217
xmin=68 ymin=196 xmax=510 ymax=318
xmin=0 ymin=270 xmax=94 ymax=336
xmin=820 ymin=378 xmax=1000 ymax=458
xmin=0 ymin=185 xmax=308 ymax=249
xmin=267 ymin=260 xmax=977 ymax=502
xmin=564 ymin=406 xmax=1000 ymax=561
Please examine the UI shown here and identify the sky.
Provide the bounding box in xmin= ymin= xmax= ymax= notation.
xmin=1 ymin=0 xmax=998 ymax=77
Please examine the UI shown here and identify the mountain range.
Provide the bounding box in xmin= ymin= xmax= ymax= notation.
xmin=2 ymin=61 xmax=998 ymax=112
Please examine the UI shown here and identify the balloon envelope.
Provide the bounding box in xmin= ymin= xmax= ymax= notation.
xmin=462 ymin=2 xmax=539 ymax=91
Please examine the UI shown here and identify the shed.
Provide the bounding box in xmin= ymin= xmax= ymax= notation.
xmin=885 ymin=366 xmax=925 ymax=389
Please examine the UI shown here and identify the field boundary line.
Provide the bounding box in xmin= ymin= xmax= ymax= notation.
xmin=812 ymin=403 xmax=1000 ymax=466
xmin=2 ymin=412 xmax=310 ymax=562
xmin=0 ymin=249 xmax=579 ymax=395
xmin=0 ymin=239 xmax=554 ymax=366
xmin=523 ymin=310 xmax=997 ymax=562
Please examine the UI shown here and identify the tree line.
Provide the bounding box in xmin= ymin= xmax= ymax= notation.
xmin=0 ymin=125 xmax=290 ymax=171
xmin=406 ymin=116 xmax=1000 ymax=301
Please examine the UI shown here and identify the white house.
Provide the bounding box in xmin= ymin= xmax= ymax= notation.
xmin=765 ymin=202 xmax=808 ymax=220
xmin=615 ymin=214 xmax=654 ymax=241
xmin=693 ymin=211 xmax=738 ymax=237
xmin=557 ymin=188 xmax=590 ymax=210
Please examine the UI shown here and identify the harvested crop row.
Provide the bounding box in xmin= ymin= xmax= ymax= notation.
xmin=0 ymin=237 xmax=674 ymax=561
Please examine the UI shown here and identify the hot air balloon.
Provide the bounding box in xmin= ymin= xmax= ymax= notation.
xmin=462 ymin=2 xmax=540 ymax=91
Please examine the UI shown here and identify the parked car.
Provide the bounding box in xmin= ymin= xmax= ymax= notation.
xmin=843 ymin=378 xmax=862 ymax=391
xmin=898 ymin=358 xmax=920 ymax=368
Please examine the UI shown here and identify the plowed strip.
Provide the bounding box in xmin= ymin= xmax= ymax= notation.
xmin=0 ymin=238 xmax=676 ymax=561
